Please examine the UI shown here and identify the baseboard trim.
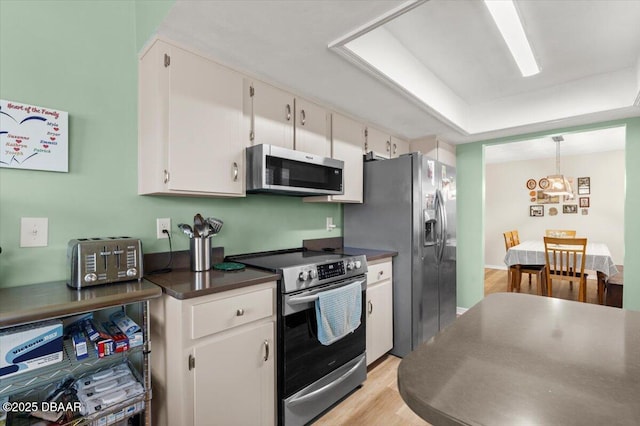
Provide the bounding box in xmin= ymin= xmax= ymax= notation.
xmin=485 ymin=265 xmax=507 ymax=270
xmin=456 ymin=307 xmax=468 ymax=316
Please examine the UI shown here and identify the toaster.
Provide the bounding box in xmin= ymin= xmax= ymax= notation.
xmin=67 ymin=237 xmax=143 ymax=289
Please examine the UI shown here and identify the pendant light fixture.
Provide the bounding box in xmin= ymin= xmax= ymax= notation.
xmin=544 ymin=136 xmax=573 ymax=196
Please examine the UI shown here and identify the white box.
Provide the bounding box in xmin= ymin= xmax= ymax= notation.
xmin=0 ymin=320 xmax=63 ymax=378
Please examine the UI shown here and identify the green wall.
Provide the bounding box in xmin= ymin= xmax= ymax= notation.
xmin=0 ymin=0 xmax=341 ymax=288
xmin=457 ymin=118 xmax=640 ymax=311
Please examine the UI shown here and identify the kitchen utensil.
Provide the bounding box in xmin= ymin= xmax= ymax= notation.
xmin=193 ymin=214 xmax=206 ymax=238
xmin=177 ymin=223 xmax=194 ymax=238
xmin=205 ymin=217 xmax=224 ymax=235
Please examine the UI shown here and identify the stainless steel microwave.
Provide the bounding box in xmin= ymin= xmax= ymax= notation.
xmin=246 ymin=144 xmax=344 ymax=196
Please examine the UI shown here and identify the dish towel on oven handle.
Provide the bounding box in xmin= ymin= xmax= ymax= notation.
xmin=315 ymin=280 xmax=363 ymax=345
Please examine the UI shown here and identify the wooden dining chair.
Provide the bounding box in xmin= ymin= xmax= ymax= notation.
xmin=545 ymin=229 xmax=577 ymax=237
xmin=503 ymin=231 xmax=546 ymax=295
xmin=543 ymin=237 xmax=588 ymax=302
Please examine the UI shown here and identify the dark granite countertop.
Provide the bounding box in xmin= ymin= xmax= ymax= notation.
xmin=0 ymin=280 xmax=162 ymax=328
xmin=143 ymin=267 xmax=279 ymax=300
xmin=398 ymin=293 xmax=640 ymax=425
xmin=340 ymin=246 xmax=397 ymax=262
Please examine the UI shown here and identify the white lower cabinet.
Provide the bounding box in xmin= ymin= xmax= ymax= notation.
xmin=192 ymin=321 xmax=274 ymax=426
xmin=366 ymin=258 xmax=393 ymax=366
xmin=150 ymin=282 xmax=276 ymax=426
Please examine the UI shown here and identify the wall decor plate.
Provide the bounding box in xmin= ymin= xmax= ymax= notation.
xmin=526 ymin=179 xmax=537 ymax=190
xmin=529 ymin=190 xmax=536 ymax=197
xmin=530 ymin=197 xmax=536 ymax=202
xmin=549 ymin=207 xmax=558 ymax=216
xmin=538 ymin=178 xmax=550 ymax=190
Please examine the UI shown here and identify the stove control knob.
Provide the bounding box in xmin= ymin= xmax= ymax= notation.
xmin=299 ymin=271 xmax=309 ymax=281
xmin=354 ymin=260 xmax=362 ymax=269
xmin=84 ymin=273 xmax=97 ymax=283
xmin=346 ymin=261 xmax=355 ymax=270
xmin=126 ymin=268 xmax=138 ymax=277
xmin=309 ymin=269 xmax=318 ymax=279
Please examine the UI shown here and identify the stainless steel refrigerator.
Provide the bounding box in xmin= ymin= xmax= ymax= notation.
xmin=344 ymin=153 xmax=456 ymax=357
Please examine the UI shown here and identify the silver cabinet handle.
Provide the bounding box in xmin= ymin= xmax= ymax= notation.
xmin=393 ymin=143 xmax=397 ymax=154
xmin=300 ymin=109 xmax=306 ymax=125
xmin=286 ymin=104 xmax=291 ymax=121
xmin=386 ymin=140 xmax=391 ymax=152
xmin=263 ymin=340 xmax=270 ymax=362
xmin=378 ymin=270 xmax=384 ymax=278
xmin=233 ymin=162 xmax=238 ymax=181
xmin=163 ymin=169 xmax=169 ymax=184
xmin=368 ymin=300 xmax=373 ymax=315
xmin=236 ymin=308 xmax=244 ymax=316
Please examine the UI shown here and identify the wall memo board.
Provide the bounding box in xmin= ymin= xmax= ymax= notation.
xmin=0 ymin=99 xmax=69 ymax=172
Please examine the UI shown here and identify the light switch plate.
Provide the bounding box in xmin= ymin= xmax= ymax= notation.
xmin=20 ymin=217 xmax=48 ymax=247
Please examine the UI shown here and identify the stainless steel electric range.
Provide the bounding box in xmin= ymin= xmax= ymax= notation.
xmin=227 ymin=248 xmax=368 ymax=426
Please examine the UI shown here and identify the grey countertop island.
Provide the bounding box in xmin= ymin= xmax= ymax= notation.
xmin=398 ymin=293 xmax=640 ymax=426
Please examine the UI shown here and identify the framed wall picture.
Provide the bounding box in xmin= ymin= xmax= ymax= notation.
xmin=577 ymin=177 xmax=591 ymax=195
xmin=530 ymin=205 xmax=544 ymax=217
xmin=579 ymin=197 xmax=590 ymax=207
xmin=582 ymin=208 xmax=589 ymax=215
xmin=563 ymin=204 xmax=578 ymax=214
xmin=536 ymin=191 xmax=559 ymax=204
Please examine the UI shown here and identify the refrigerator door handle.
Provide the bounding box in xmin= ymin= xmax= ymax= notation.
xmin=436 ymin=189 xmax=447 ymax=263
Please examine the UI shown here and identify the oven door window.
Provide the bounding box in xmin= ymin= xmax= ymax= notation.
xmin=282 ymin=290 xmax=365 ymax=397
xmin=266 ymin=156 xmax=342 ymax=192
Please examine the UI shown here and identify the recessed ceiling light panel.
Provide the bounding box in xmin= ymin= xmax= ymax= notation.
xmin=483 ymin=0 xmax=540 ymax=77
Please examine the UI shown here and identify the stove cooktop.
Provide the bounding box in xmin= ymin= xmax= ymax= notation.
xmin=227 ymin=248 xmax=367 ymax=292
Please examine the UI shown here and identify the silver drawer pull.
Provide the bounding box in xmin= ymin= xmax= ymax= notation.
xmin=300 ymin=109 xmax=306 ymax=125
xmin=286 ymin=104 xmax=291 ymax=121
xmin=378 ymin=270 xmax=384 ymax=277
xmin=236 ymin=308 xmax=245 ymax=316
xmin=233 ymin=162 xmax=239 ymax=181
xmin=368 ymin=300 xmax=373 ymax=315
xmin=264 ymin=340 xmax=270 ymax=362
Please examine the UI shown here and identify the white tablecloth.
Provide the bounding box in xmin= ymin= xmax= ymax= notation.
xmin=504 ymin=240 xmax=619 ymax=277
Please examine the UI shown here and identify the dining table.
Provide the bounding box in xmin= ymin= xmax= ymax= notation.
xmin=504 ymin=240 xmax=618 ymax=303
xmin=398 ymin=293 xmax=640 ymax=426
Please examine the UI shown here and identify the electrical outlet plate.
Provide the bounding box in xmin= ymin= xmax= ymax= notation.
xmin=20 ymin=217 xmax=48 ymax=247
xmin=157 ymin=218 xmax=171 ymax=239
xmin=326 ymin=217 xmax=336 ymax=232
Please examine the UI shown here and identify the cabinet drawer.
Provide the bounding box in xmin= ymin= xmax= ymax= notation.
xmin=191 ymin=287 xmax=273 ymax=339
xmin=367 ymin=260 xmax=392 ymax=285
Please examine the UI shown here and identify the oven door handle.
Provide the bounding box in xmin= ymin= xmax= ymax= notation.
xmin=287 ymin=355 xmax=366 ymax=407
xmin=287 ymin=279 xmax=365 ymax=305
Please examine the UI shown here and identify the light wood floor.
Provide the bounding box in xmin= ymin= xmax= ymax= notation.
xmin=313 ymin=355 xmax=430 ymax=426
xmin=315 ymin=269 xmax=601 ymax=425
xmin=484 ymin=267 xmax=601 ymax=304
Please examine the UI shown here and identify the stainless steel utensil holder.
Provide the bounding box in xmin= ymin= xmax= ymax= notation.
xmin=190 ymin=237 xmax=212 ymax=271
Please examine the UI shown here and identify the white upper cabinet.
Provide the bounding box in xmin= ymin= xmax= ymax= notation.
xmin=305 ymin=113 xmax=364 ymax=204
xmin=138 ymin=39 xmax=245 ymax=197
xmin=365 ymin=126 xmax=392 ymax=159
xmin=294 ymin=97 xmax=331 ymax=157
xmin=391 ymin=136 xmax=410 ymax=158
xmin=244 ymin=80 xmax=295 ymax=150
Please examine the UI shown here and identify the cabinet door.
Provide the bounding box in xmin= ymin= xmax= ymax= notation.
xmin=330 ymin=114 xmax=364 ymax=203
xmin=192 ymin=321 xmax=275 ymax=426
xmin=294 ymin=98 xmax=330 ymax=157
xmin=366 ymin=280 xmax=393 ymax=366
xmin=168 ymin=46 xmax=244 ymax=195
xmin=391 ymin=136 xmax=410 ymax=158
xmin=365 ymin=126 xmax=391 ymax=159
xmin=248 ymin=80 xmax=294 ymax=150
